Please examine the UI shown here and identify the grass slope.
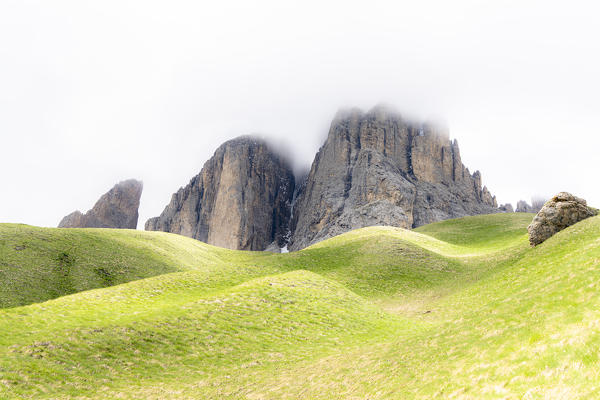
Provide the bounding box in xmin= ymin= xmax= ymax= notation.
xmin=1 ymin=213 xmax=599 ymax=399
xmin=0 ymin=224 xmax=244 ymax=308
xmin=251 ymin=215 xmax=600 ymax=399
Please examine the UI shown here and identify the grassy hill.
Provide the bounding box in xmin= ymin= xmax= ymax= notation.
xmin=1 ymin=213 xmax=599 ymax=399
xmin=0 ymin=224 xmax=251 ymax=308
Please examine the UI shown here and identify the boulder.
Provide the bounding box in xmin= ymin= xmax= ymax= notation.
xmin=498 ymin=203 xmax=514 ymax=213
xmin=527 ymin=192 xmax=597 ymax=246
xmin=58 ymin=179 xmax=143 ymax=229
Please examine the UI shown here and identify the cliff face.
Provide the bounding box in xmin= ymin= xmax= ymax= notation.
xmin=288 ymin=106 xmax=498 ymax=250
xmin=145 ymin=106 xmax=500 ymax=251
xmin=58 ymin=179 xmax=143 ymax=229
xmin=145 ymin=136 xmax=294 ymax=251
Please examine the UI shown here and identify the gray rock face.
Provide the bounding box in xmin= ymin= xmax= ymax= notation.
xmin=288 ymin=106 xmax=499 ymax=250
xmin=58 ymin=179 xmax=143 ymax=229
xmin=516 ymin=200 xmax=535 ymax=213
xmin=528 ymin=192 xmax=597 ymax=246
xmin=498 ymin=203 xmax=514 ymax=213
xmin=59 ymin=210 xmax=85 ymax=228
xmin=145 ymin=136 xmax=294 ymax=251
xmin=516 ymin=198 xmax=546 ymax=213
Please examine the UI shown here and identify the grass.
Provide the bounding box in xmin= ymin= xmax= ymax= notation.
xmin=1 ymin=213 xmax=599 ymax=398
xmin=0 ymin=224 xmax=244 ymax=308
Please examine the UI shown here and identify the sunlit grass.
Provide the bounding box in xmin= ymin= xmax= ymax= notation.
xmin=1 ymin=213 xmax=599 ymax=398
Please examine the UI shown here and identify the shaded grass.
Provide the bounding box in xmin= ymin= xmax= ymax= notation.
xmin=2 ymin=218 xmax=514 ymax=308
xmin=0 ymin=224 xmax=242 ymax=308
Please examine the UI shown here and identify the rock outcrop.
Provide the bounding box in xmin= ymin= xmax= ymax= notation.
xmin=145 ymin=136 xmax=294 ymax=251
xmin=516 ymin=198 xmax=546 ymax=213
xmin=528 ymin=192 xmax=597 ymax=246
xmin=58 ymin=179 xmax=143 ymax=229
xmin=499 ymin=203 xmax=514 ymax=213
xmin=516 ymin=200 xmax=535 ymax=213
xmin=288 ymin=106 xmax=499 ymax=250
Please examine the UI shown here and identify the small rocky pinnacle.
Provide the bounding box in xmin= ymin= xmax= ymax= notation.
xmin=58 ymin=179 xmax=143 ymax=229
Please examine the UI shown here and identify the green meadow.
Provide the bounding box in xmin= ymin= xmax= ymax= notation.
xmin=1 ymin=212 xmax=599 ymax=399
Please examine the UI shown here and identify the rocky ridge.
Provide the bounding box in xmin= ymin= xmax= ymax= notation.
xmin=146 ymin=106 xmax=502 ymax=251
xmin=287 ymin=106 xmax=498 ymax=250
xmin=58 ymin=179 xmax=143 ymax=229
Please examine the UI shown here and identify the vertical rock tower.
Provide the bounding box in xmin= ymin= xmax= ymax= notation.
xmin=288 ymin=105 xmax=497 ymax=250
xmin=145 ymin=136 xmax=294 ymax=251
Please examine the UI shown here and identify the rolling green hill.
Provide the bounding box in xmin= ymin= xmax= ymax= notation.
xmin=1 ymin=213 xmax=599 ymax=399
xmin=0 ymin=224 xmax=248 ymax=308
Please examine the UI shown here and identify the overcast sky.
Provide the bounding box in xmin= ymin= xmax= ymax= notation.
xmin=1 ymin=0 xmax=599 ymax=228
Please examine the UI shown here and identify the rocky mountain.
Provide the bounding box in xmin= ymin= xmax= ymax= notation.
xmin=288 ymin=106 xmax=498 ymax=250
xmin=58 ymin=179 xmax=143 ymax=229
xmin=145 ymin=136 xmax=294 ymax=251
xmin=145 ymin=106 xmax=501 ymax=251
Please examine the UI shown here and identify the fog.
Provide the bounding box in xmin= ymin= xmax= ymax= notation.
xmin=1 ymin=0 xmax=599 ymax=228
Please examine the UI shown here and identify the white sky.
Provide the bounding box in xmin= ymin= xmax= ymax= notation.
xmin=1 ymin=0 xmax=599 ymax=228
